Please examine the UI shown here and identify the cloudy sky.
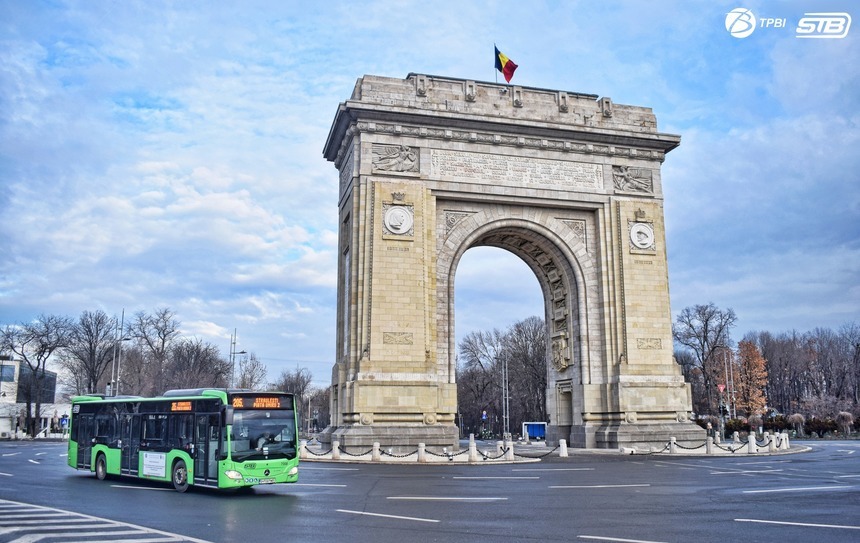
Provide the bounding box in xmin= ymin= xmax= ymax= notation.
xmin=2 ymin=1 xmax=858 ymax=387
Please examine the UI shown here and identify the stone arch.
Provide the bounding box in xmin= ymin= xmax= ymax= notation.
xmin=322 ymin=73 xmax=704 ymax=451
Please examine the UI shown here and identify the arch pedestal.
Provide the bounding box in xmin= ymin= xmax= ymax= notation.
xmin=321 ymin=74 xmax=704 ymax=451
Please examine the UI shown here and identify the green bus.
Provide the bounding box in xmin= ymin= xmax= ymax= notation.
xmin=68 ymin=388 xmax=299 ymax=492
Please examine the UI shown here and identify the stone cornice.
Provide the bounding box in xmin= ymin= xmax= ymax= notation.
xmin=324 ymin=109 xmax=677 ymax=168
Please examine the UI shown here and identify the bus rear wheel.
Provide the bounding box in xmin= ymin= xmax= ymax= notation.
xmin=95 ymin=454 xmax=107 ymax=481
xmin=172 ymin=460 xmax=189 ymax=493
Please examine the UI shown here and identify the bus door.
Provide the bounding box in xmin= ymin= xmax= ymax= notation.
xmin=121 ymin=414 xmax=141 ymax=475
xmin=75 ymin=413 xmax=94 ymax=469
xmin=194 ymin=415 xmax=220 ymax=484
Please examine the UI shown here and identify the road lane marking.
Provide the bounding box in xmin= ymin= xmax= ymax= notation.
xmin=0 ymin=498 xmax=214 ymax=542
xmin=742 ymin=485 xmax=853 ymax=494
xmin=27 ymin=459 xmax=40 ymax=464
xmin=387 ymin=496 xmax=507 ymax=501
xmin=578 ymin=536 xmax=667 ymax=542
xmin=551 ymin=484 xmax=650 ymax=489
xmin=453 ymin=476 xmax=539 ymax=480
xmin=293 ymin=483 xmax=347 ymax=487
xmin=736 ymin=518 xmax=860 ymax=530
xmin=337 ymin=509 xmax=439 ymax=523
xmin=2 ymin=453 xmax=21 ymax=457
xmin=110 ymin=484 xmax=174 ymax=491
xmin=0 ymin=472 xmax=12 ymax=477
xmin=837 ymin=474 xmax=860 ymax=478
xmin=512 ymin=468 xmax=594 ymax=472
xmin=710 ymin=469 xmax=784 ymax=475
xmin=300 ymin=466 xmax=360 ymax=471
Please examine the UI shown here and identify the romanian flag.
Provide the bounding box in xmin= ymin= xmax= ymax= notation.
xmin=494 ymin=45 xmax=518 ymax=83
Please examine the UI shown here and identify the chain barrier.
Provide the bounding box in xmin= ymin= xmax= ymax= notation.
xmin=380 ymin=449 xmax=418 ymax=459
xmin=513 ymin=445 xmax=560 ymax=459
xmin=337 ymin=446 xmax=375 ymax=457
xmin=713 ymin=441 xmax=747 ymax=453
xmin=426 ymin=448 xmax=470 ymax=458
xmin=302 ymin=446 xmax=334 ymax=457
xmin=674 ymin=441 xmax=707 ymax=451
xmin=477 ymin=447 xmax=510 ymax=460
xmin=639 ymin=442 xmax=672 ymax=455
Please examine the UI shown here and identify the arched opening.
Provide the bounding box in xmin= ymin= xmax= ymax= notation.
xmin=443 ymin=219 xmax=591 ymax=445
xmin=454 ymin=246 xmax=544 ymax=439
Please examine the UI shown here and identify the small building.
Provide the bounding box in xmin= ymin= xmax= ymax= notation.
xmin=0 ymin=355 xmax=70 ymax=439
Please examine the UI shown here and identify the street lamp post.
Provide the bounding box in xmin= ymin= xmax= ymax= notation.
xmin=229 ymin=328 xmax=247 ymax=389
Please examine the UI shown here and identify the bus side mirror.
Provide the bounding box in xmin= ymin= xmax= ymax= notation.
xmin=223 ymin=406 xmax=234 ymax=426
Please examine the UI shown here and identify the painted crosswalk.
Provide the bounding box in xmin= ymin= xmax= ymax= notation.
xmin=0 ymin=499 xmax=212 ymax=543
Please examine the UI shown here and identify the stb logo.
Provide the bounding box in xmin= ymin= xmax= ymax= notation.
xmin=726 ymin=8 xmax=757 ymax=38
xmin=796 ymin=13 xmax=852 ymax=38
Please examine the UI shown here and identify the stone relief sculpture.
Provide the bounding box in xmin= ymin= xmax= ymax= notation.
xmin=612 ymin=165 xmax=653 ymax=193
xmin=382 ymin=205 xmax=414 ymax=236
xmin=372 ymin=144 xmax=419 ymax=172
xmin=551 ymin=336 xmax=570 ymax=371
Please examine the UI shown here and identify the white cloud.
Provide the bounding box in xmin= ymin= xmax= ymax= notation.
xmin=1 ymin=0 xmax=857 ymax=389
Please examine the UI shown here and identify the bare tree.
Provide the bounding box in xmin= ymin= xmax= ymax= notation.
xmin=505 ymin=316 xmax=548 ymax=424
xmin=271 ymin=366 xmax=314 ymax=432
xmin=236 ymin=353 xmax=268 ymax=390
xmin=127 ymin=308 xmax=180 ymax=395
xmin=61 ymin=310 xmax=117 ymax=395
xmin=0 ymin=314 xmax=73 ymax=435
xmin=457 ymin=319 xmax=549 ymax=437
xmin=673 ymin=303 xmax=737 ymax=415
xmin=307 ymin=386 xmax=330 ymax=433
xmin=165 ymin=338 xmax=230 ymax=389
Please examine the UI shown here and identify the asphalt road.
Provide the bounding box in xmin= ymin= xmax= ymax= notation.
xmin=0 ymin=440 xmax=858 ymax=543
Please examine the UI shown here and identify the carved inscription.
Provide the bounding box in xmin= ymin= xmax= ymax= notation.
xmin=430 ymin=149 xmax=602 ymax=190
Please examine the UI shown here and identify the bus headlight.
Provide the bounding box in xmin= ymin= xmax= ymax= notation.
xmin=288 ymin=467 xmax=298 ymax=476
xmin=224 ymin=470 xmax=243 ymax=480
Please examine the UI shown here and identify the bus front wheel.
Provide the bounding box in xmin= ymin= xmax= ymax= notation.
xmin=172 ymin=460 xmax=189 ymax=493
xmin=95 ymin=454 xmax=107 ymax=480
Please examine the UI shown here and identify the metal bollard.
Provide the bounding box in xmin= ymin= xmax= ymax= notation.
xmin=418 ymin=443 xmax=427 ymax=463
xmin=299 ymin=439 xmax=307 ymax=459
xmin=669 ymin=437 xmax=677 ymax=454
xmin=559 ymin=439 xmax=568 ymax=457
xmin=768 ymin=432 xmax=777 ymax=453
xmin=332 ymin=440 xmax=341 ymax=460
xmin=781 ymin=432 xmax=790 ymax=450
xmin=469 ymin=440 xmax=478 ymax=462
xmin=372 ymin=442 xmax=381 ymax=461
xmin=747 ymin=435 xmax=757 ymax=454
xmin=706 ymin=436 xmax=714 ymax=454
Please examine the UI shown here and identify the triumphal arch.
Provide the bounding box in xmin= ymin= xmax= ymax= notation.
xmin=322 ymin=73 xmax=704 ymax=451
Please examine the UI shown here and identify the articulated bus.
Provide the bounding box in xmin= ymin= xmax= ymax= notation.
xmin=68 ymin=389 xmax=299 ymax=492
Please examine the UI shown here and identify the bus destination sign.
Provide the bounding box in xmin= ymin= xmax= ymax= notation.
xmin=232 ymin=395 xmax=286 ymax=409
xmin=170 ymin=401 xmax=193 ymax=412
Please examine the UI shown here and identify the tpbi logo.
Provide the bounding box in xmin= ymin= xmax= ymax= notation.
xmin=725 ymin=8 xmax=757 ymax=38
xmin=725 ymin=7 xmax=852 ymax=39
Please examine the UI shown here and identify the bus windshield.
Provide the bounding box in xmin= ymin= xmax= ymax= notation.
xmin=230 ymin=409 xmax=296 ymax=462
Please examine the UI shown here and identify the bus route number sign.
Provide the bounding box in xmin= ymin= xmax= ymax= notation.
xmin=232 ymin=396 xmax=284 ymax=409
